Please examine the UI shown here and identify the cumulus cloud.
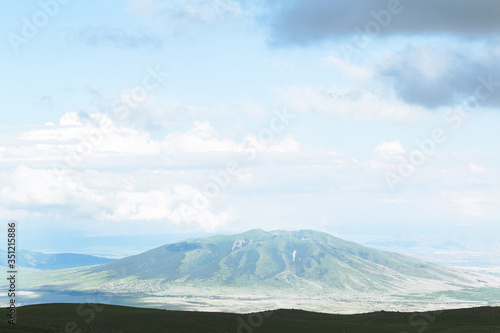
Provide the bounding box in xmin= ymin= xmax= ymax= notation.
xmin=0 ymin=164 xmax=235 ymax=231
xmin=367 ymin=140 xmax=407 ymax=173
xmin=7 ymin=111 xmax=301 ymax=167
xmin=312 ymin=45 xmax=500 ymax=111
xmin=2 ymin=110 xmax=499 ymax=235
xmin=1 ymin=166 xmax=84 ymax=207
xmin=0 ymin=112 xmax=302 ymax=232
xmin=162 ymin=121 xmax=241 ymax=153
xmin=378 ymin=45 xmax=500 ymax=108
xmin=265 ymin=0 xmax=500 ymax=46
xmin=169 ymin=185 xmax=238 ymax=231
xmin=374 ymin=140 xmax=405 ymax=157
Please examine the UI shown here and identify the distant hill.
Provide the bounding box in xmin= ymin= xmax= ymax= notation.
xmin=0 ymin=249 xmax=114 ymax=270
xmin=1 ymin=303 xmax=500 ymax=333
xmin=88 ymin=229 xmax=473 ymax=291
xmin=431 ymin=240 xmax=467 ymax=250
xmin=367 ymin=240 xmax=419 ymax=248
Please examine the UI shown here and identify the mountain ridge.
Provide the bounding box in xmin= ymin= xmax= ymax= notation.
xmin=86 ymin=228 xmax=479 ymax=291
xmin=0 ymin=249 xmax=115 ymax=270
xmin=10 ymin=229 xmax=500 ymax=314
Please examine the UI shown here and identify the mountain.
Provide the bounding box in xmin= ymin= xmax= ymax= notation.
xmin=11 ymin=229 xmax=500 ymax=313
xmin=87 ymin=229 xmax=480 ymax=291
xmin=0 ymin=249 xmax=114 ymax=270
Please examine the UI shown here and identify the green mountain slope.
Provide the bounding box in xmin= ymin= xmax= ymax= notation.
xmin=87 ymin=229 xmax=471 ymax=291
xmin=10 ymin=229 xmax=499 ymax=314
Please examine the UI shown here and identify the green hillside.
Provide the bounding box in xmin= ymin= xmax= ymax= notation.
xmin=1 ymin=303 xmax=500 ymax=333
xmin=86 ymin=229 xmax=468 ymax=291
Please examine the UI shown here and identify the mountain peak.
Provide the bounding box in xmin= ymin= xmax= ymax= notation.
xmin=89 ymin=229 xmax=471 ymax=292
xmin=239 ymin=228 xmax=270 ymax=237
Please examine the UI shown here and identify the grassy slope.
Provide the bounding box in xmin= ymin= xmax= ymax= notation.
xmin=84 ymin=229 xmax=464 ymax=291
xmin=1 ymin=304 xmax=499 ymax=333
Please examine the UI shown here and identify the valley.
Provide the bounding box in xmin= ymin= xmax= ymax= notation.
xmin=2 ymin=229 xmax=499 ymax=314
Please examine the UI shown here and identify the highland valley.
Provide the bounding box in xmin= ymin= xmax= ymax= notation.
xmin=3 ymin=229 xmax=500 ymax=314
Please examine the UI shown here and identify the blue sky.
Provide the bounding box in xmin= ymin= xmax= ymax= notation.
xmin=1 ymin=0 xmax=500 ymax=257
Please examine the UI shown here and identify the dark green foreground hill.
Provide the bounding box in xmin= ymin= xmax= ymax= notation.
xmin=2 ymin=303 xmax=500 ymax=333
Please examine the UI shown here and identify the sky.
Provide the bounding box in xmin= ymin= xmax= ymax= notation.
xmin=1 ymin=0 xmax=500 ymax=258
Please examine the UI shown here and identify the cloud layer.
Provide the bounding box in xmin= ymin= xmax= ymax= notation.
xmin=1 ymin=111 xmax=499 ymax=236
xmin=379 ymin=45 xmax=500 ymax=108
xmin=266 ymin=0 xmax=500 ymax=45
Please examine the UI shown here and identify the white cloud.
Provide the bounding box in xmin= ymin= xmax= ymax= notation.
xmin=2 ymin=110 xmax=499 ymax=237
xmin=469 ymin=162 xmax=486 ymax=173
xmin=12 ymin=113 xmax=162 ymax=168
xmin=0 ymin=112 xmax=303 ymax=232
xmin=0 ymin=206 xmax=32 ymax=220
xmin=323 ymin=55 xmax=373 ymax=81
xmin=280 ymin=86 xmax=428 ymax=123
xmin=0 ymin=164 xmax=236 ymax=231
xmin=374 ymin=140 xmax=405 ymax=157
xmin=170 ymin=204 xmax=236 ymax=231
xmin=162 ymin=121 xmax=238 ymax=153
xmin=60 ymin=112 xmax=82 ymax=126
xmin=20 ymin=125 xmax=85 ymax=142
xmin=1 ymin=166 xmax=82 ymax=206
xmin=2 ymin=111 xmax=301 ymax=168
xmin=162 ymin=121 xmax=300 ymax=154
xmin=101 ymin=190 xmax=173 ymax=221
xmin=441 ymin=193 xmax=487 ymax=217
